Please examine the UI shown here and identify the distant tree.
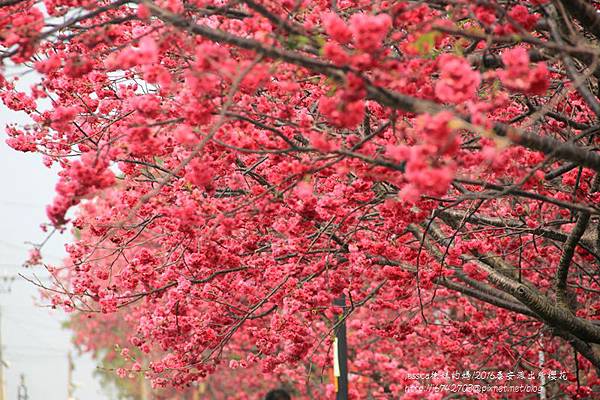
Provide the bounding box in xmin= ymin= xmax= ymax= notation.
xmin=69 ymin=311 xmax=297 ymax=399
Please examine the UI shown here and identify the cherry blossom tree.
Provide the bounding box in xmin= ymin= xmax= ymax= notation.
xmin=4 ymin=0 xmax=600 ymax=398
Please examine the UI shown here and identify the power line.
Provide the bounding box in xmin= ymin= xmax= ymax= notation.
xmin=0 ymin=200 xmax=45 ymax=208
xmin=0 ymin=241 xmax=66 ymax=262
xmin=7 ymin=345 xmax=68 ymax=352
xmin=0 ymin=277 xmax=17 ymax=400
xmin=67 ymin=352 xmax=76 ymax=400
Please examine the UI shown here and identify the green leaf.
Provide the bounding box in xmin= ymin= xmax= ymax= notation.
xmin=285 ymin=35 xmax=311 ymax=50
xmin=413 ymin=31 xmax=441 ymax=56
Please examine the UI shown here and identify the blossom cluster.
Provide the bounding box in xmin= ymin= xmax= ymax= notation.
xmin=2 ymin=1 xmax=598 ymax=399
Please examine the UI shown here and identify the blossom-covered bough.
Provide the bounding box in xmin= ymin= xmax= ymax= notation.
xmin=5 ymin=0 xmax=600 ymax=397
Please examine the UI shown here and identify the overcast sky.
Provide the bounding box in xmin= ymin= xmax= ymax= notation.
xmin=0 ymin=89 xmax=111 ymax=398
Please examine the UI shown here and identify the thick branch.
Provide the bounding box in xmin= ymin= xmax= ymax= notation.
xmin=555 ymin=212 xmax=590 ymax=308
xmin=371 ymin=256 xmax=537 ymax=318
xmin=559 ymin=0 xmax=600 ymax=41
xmin=437 ymin=209 xmax=600 ymax=261
xmin=434 ymin=215 xmax=600 ymax=344
xmin=555 ymin=330 xmax=600 ymax=372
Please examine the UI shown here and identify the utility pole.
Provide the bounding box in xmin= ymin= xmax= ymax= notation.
xmin=139 ymin=369 xmax=149 ymax=400
xmin=16 ymin=374 xmax=27 ymax=400
xmin=334 ymin=295 xmax=348 ymax=400
xmin=0 ymin=271 xmax=16 ymax=400
xmin=67 ymin=352 xmax=75 ymax=400
xmin=0 ymin=306 xmax=4 ymax=400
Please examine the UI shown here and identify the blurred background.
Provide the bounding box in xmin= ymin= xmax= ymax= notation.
xmin=0 ymin=74 xmax=110 ymax=399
